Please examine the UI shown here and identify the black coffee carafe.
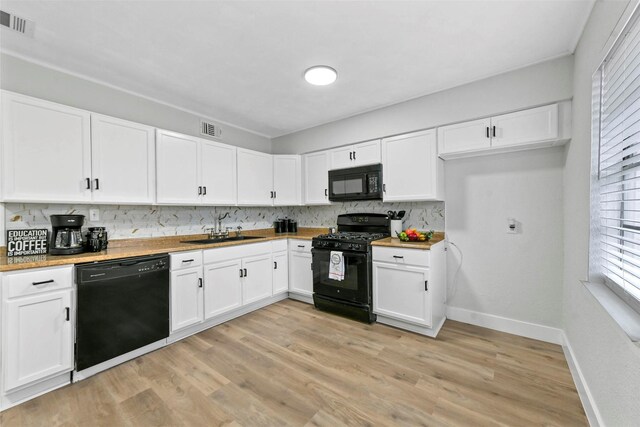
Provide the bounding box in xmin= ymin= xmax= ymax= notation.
xmin=50 ymin=214 xmax=85 ymax=255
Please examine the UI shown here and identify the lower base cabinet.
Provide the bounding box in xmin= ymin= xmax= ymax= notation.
xmin=170 ymin=266 xmax=204 ymax=333
xmin=239 ymin=253 xmax=273 ymax=305
xmin=203 ymin=259 xmax=243 ymax=319
xmin=1 ymin=266 xmax=74 ymax=395
xmin=288 ymin=240 xmax=313 ymax=297
xmin=372 ymin=242 xmax=446 ymax=337
xmin=272 ymin=250 xmax=289 ymax=294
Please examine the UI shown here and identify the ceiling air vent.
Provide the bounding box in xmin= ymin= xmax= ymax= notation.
xmin=0 ymin=10 xmax=35 ymax=37
xmin=200 ymin=120 xmax=222 ymax=139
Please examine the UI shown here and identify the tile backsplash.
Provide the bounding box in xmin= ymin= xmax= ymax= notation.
xmin=3 ymin=201 xmax=444 ymax=240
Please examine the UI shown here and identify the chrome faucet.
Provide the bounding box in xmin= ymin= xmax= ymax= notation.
xmin=217 ymin=212 xmax=230 ymax=234
xmin=206 ymin=212 xmax=231 ymax=239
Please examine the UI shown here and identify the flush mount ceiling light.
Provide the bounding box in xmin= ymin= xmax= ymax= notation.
xmin=304 ymin=66 xmax=337 ymax=86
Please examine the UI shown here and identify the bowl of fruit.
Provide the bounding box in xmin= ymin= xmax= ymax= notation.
xmin=396 ymin=228 xmax=434 ymax=242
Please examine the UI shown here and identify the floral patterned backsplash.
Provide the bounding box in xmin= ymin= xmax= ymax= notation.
xmin=3 ymin=201 xmax=444 ymax=240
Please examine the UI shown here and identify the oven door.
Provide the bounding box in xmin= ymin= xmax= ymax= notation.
xmin=312 ymin=248 xmax=370 ymax=303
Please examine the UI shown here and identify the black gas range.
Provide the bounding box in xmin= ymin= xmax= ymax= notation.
xmin=311 ymin=213 xmax=390 ymax=323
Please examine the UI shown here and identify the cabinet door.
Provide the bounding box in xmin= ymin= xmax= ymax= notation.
xmin=329 ymin=145 xmax=355 ymax=170
xmin=382 ymin=130 xmax=442 ymax=201
xmin=2 ymin=92 xmax=92 ymax=202
xmin=237 ymin=148 xmax=273 ymax=205
xmin=242 ymin=254 xmax=273 ymax=305
xmin=91 ymin=114 xmax=156 ymax=204
xmin=289 ymin=252 xmax=313 ymax=296
xmin=203 ymin=259 xmax=243 ymax=319
xmin=201 ymin=140 xmax=237 ymax=205
xmin=373 ymin=263 xmax=431 ymax=327
xmin=273 ymin=155 xmax=302 ymax=206
xmin=491 ymin=104 xmax=559 ymax=148
xmin=352 ymin=139 xmax=381 ymax=166
xmin=170 ymin=268 xmax=203 ymax=333
xmin=156 ymin=130 xmax=201 ymax=204
xmin=272 ymin=251 xmax=289 ymax=295
xmin=437 ymin=118 xmax=491 ymax=155
xmin=303 ymin=151 xmax=331 ymax=205
xmin=3 ymin=290 xmax=73 ymax=391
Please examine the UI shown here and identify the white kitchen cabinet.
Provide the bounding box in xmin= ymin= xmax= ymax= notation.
xmin=1 ymin=91 xmax=92 ymax=203
xmin=288 ymin=240 xmax=313 ymax=298
xmin=237 ymin=148 xmax=273 ymax=205
xmin=373 ymin=263 xmax=431 ymax=326
xmin=303 ymin=151 xmax=331 ymax=205
xmin=201 ymin=140 xmax=237 ymax=205
xmin=491 ymin=104 xmax=558 ymax=148
xmin=203 ymin=259 xmax=243 ymax=319
xmin=156 ymin=130 xmax=201 ymax=204
xmin=170 ymin=267 xmax=203 ymax=333
xmin=437 ymin=118 xmax=491 ymax=156
xmin=382 ymin=129 xmax=444 ymax=201
xmin=330 ymin=139 xmax=381 ymax=169
xmin=372 ymin=242 xmax=446 ymax=337
xmin=2 ymin=266 xmax=74 ymax=392
xmin=437 ymin=103 xmax=566 ymax=159
xmin=272 ymin=251 xmax=289 ymax=295
xmin=90 ymin=114 xmax=156 ymax=204
xmin=242 ymin=253 xmax=273 ymax=305
xmin=273 ymin=155 xmax=302 ymax=206
xmin=157 ymin=130 xmax=238 ymax=205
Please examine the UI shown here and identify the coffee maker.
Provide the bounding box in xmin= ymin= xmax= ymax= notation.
xmin=50 ymin=214 xmax=85 ymax=255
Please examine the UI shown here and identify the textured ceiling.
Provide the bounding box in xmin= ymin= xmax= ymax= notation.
xmin=0 ymin=1 xmax=594 ymax=137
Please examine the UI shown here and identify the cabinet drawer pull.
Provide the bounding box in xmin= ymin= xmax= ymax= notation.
xmin=181 ymin=259 xmax=195 ymax=263
xmin=492 ymin=126 xmax=496 ymax=138
xmin=486 ymin=127 xmax=490 ymax=138
xmin=274 ymin=261 xmax=278 ymax=269
xmin=425 ymin=280 xmax=428 ymax=291
xmin=392 ymin=255 xmax=404 ymax=259
xmin=383 ymin=184 xmax=386 ymax=193
xmin=353 ymin=151 xmax=356 ymax=160
xmin=240 ymin=268 xmax=244 ymax=278
xmin=94 ymin=178 xmax=100 ymax=190
xmin=243 ymin=268 xmax=248 ymax=277
xmin=86 ymin=177 xmax=91 ymax=190
xmin=198 ymin=278 xmax=203 ymax=288
xmin=297 ymin=245 xmax=305 ymax=248
xmin=325 ymin=188 xmax=328 ymax=197
xmin=274 ymin=191 xmax=277 ymax=199
xmin=349 ymin=151 xmax=353 ymax=160
xmin=202 ymin=186 xmax=207 ymax=195
xmin=65 ymin=307 xmax=70 ymax=321
xmin=32 ymin=279 xmax=55 ymax=286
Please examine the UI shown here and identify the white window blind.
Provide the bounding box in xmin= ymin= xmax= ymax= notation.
xmin=597 ymin=10 xmax=640 ymax=305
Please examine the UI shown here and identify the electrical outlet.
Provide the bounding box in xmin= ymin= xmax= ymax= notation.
xmin=89 ymin=209 xmax=100 ymax=222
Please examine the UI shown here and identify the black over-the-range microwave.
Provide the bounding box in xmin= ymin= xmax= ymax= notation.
xmin=328 ymin=163 xmax=383 ymax=202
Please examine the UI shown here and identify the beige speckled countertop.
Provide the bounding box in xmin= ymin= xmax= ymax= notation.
xmin=0 ymin=228 xmax=327 ymax=272
xmin=371 ymin=232 xmax=445 ymax=250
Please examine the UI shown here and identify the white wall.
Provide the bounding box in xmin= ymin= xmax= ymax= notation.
xmin=445 ymin=147 xmax=564 ymax=329
xmin=272 ymin=55 xmax=573 ymax=154
xmin=564 ymin=0 xmax=640 ymax=424
xmin=0 ymin=53 xmax=272 ymax=153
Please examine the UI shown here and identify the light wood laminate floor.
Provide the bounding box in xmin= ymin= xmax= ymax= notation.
xmin=1 ymin=300 xmax=587 ymax=426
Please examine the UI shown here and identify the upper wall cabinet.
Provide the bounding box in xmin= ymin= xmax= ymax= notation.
xmin=273 ymin=155 xmax=302 ymax=206
xmin=91 ymin=114 xmax=155 ymax=204
xmin=329 ymin=139 xmax=381 ymax=170
xmin=237 ymin=148 xmax=273 ymax=206
xmin=156 ymin=130 xmax=237 ymax=205
xmin=303 ymin=151 xmax=331 ymax=205
xmin=2 ymin=91 xmax=92 ymax=203
xmin=437 ymin=103 xmax=569 ymax=159
xmin=382 ymin=129 xmax=444 ymax=202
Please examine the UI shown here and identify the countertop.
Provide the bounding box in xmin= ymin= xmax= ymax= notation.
xmin=371 ymin=232 xmax=446 ymax=250
xmin=0 ymin=228 xmax=327 ymax=272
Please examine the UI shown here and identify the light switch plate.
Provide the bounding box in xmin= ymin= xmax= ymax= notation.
xmin=89 ymin=209 xmax=100 ymax=221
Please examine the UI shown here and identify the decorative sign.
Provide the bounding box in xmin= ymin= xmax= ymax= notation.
xmin=6 ymin=229 xmax=49 ymax=257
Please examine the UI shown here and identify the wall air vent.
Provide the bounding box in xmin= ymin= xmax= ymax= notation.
xmin=0 ymin=10 xmax=35 ymax=37
xmin=200 ymin=120 xmax=222 ymax=139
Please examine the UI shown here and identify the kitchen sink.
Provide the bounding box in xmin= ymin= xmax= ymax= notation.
xmin=181 ymin=235 xmax=265 ymax=244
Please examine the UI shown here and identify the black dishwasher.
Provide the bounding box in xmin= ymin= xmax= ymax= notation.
xmin=75 ymin=255 xmax=169 ymax=371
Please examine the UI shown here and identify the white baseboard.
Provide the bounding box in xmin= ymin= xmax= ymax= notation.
xmin=446 ymin=306 xmax=563 ymax=344
xmin=561 ymin=332 xmax=603 ymax=427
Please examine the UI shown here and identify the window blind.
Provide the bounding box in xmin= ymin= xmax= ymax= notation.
xmin=597 ymin=10 xmax=640 ymax=304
